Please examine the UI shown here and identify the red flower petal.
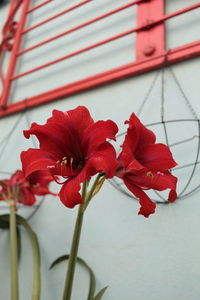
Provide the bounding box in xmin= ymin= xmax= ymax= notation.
xmin=21 ymin=149 xmax=56 ymax=177
xmin=123 ymin=113 xmax=156 ymax=153
xmin=49 ymin=107 xmax=95 ymax=155
xmin=117 ymin=112 xmax=178 ymax=216
xmin=24 ymin=122 xmax=70 ymax=158
xmin=0 ymin=169 xmax=54 ymax=205
xmin=85 ymin=142 xmax=118 ymax=179
xmin=129 ymin=170 xmax=177 ymax=192
xmin=28 ymin=170 xmax=55 ymax=196
xmin=23 ymin=107 xmax=95 ymax=159
xmin=59 ymin=178 xmax=83 ymax=208
xmin=118 ymin=147 xmax=144 ymax=172
xmin=123 ymin=178 xmax=156 ymax=217
xmin=136 ymin=143 xmax=177 ymax=171
xmin=168 ymin=189 xmax=177 ymax=202
xmin=21 ymin=106 xmax=118 ymax=208
xmin=18 ymin=187 xmax=36 ymax=206
xmin=50 ymin=106 xmax=94 ymax=135
xmin=83 ymin=120 xmax=118 ymax=153
xmin=28 ymin=170 xmax=53 ymax=186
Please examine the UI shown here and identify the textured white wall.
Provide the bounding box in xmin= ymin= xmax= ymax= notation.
xmin=0 ymin=1 xmax=200 ymax=300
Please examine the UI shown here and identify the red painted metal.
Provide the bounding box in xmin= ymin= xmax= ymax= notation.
xmin=0 ymin=40 xmax=199 ymax=118
xmin=0 ymin=0 xmax=15 ymax=85
xmin=0 ymin=0 xmax=199 ymax=117
xmin=23 ymin=0 xmax=93 ymax=34
xmin=18 ymin=0 xmax=143 ymax=56
xmin=0 ymin=0 xmax=23 ymax=52
xmin=13 ymin=2 xmax=200 ymax=80
xmin=27 ymin=0 xmax=53 ymax=14
xmin=0 ymin=0 xmax=31 ymax=108
xmin=13 ymin=24 xmax=146 ymax=80
xmin=136 ymin=0 xmax=165 ymax=60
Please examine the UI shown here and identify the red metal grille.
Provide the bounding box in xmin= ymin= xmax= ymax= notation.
xmin=0 ymin=0 xmax=199 ymax=117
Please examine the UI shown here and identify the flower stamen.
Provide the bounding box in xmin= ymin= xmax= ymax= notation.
xmin=146 ymin=171 xmax=153 ymax=177
xmin=32 ymin=183 xmax=40 ymax=188
xmin=70 ymin=157 xmax=74 ymax=170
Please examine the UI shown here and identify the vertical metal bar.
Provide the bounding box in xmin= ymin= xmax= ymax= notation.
xmin=0 ymin=0 xmax=14 ymax=86
xmin=136 ymin=0 xmax=165 ymax=61
xmin=0 ymin=0 xmax=31 ymax=108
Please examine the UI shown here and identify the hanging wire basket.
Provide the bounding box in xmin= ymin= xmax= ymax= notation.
xmin=110 ymin=66 xmax=200 ymax=204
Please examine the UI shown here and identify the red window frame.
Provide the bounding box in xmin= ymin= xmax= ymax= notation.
xmin=0 ymin=0 xmax=199 ymax=117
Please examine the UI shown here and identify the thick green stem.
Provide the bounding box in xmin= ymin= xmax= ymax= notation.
xmin=62 ymin=183 xmax=87 ymax=300
xmin=62 ymin=174 xmax=105 ymax=300
xmin=9 ymin=201 xmax=19 ymax=300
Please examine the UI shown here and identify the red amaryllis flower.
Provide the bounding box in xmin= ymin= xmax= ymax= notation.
xmin=21 ymin=106 xmax=118 ymax=208
xmin=0 ymin=170 xmax=54 ymax=206
xmin=117 ymin=113 xmax=177 ymax=218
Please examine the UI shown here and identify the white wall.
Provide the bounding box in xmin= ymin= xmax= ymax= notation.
xmin=0 ymin=1 xmax=200 ymax=300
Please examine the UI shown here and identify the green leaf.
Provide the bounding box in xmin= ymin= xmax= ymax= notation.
xmin=49 ymin=254 xmax=70 ymax=269
xmin=16 ymin=215 xmax=41 ymax=300
xmin=0 ymin=215 xmax=9 ymax=229
xmin=16 ymin=226 xmax=21 ymax=263
xmin=92 ymin=286 xmax=108 ymax=300
xmin=50 ymin=254 xmax=96 ymax=300
xmin=0 ymin=214 xmax=41 ymax=300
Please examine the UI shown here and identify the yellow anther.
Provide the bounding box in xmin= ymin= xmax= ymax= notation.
xmin=146 ymin=171 xmax=153 ymax=177
xmin=70 ymin=157 xmax=74 ymax=168
xmin=32 ymin=183 xmax=40 ymax=188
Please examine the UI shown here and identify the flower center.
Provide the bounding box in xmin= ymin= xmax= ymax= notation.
xmin=56 ymin=156 xmax=84 ymax=172
xmin=32 ymin=183 xmax=40 ymax=189
xmin=146 ymin=171 xmax=153 ymax=177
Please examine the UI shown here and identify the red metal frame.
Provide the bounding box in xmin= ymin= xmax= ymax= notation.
xmin=27 ymin=0 xmax=53 ymax=14
xmin=0 ymin=0 xmax=199 ymax=117
xmin=136 ymin=0 xmax=165 ymax=60
xmin=0 ymin=0 xmax=31 ymax=108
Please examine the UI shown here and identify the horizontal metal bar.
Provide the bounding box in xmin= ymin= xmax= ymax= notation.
xmin=137 ymin=1 xmax=200 ymax=31
xmin=162 ymin=2 xmax=200 ymax=23
xmin=23 ymin=0 xmax=93 ymax=34
xmin=17 ymin=1 xmax=200 ymax=57
xmin=21 ymin=1 xmax=200 ymax=42
xmin=13 ymin=26 xmax=140 ymax=80
xmin=1 ymin=40 xmax=199 ymax=118
xmin=27 ymin=0 xmax=53 ymax=14
xmin=18 ymin=0 xmax=142 ymax=56
xmin=13 ymin=2 xmax=200 ymax=80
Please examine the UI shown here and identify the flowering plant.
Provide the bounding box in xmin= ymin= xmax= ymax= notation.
xmin=21 ymin=106 xmax=118 ymax=208
xmin=117 ymin=113 xmax=177 ymax=217
xmin=21 ymin=106 xmax=177 ymax=299
xmin=0 ymin=169 xmax=55 ymax=206
xmin=0 ymin=169 xmax=54 ymax=300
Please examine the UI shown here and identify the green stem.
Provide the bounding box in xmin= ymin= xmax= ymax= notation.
xmin=62 ymin=183 xmax=87 ymax=300
xmin=9 ymin=201 xmax=19 ymax=300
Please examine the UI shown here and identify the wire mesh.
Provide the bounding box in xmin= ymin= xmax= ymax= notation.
xmin=110 ymin=65 xmax=200 ymax=204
